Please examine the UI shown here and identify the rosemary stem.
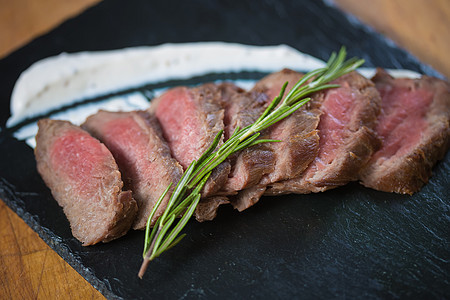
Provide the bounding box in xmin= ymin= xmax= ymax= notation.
xmin=138 ymin=47 xmax=365 ymax=278
xmin=138 ymin=258 xmax=150 ymax=279
xmin=148 ymin=226 xmax=162 ymax=259
xmin=138 ymin=226 xmax=162 ymax=278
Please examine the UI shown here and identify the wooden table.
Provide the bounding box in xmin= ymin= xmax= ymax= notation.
xmin=1 ymin=1 xmax=449 ymax=299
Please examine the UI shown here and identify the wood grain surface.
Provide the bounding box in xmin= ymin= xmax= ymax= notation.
xmin=335 ymin=0 xmax=450 ymax=78
xmin=0 ymin=201 xmax=103 ymax=299
xmin=0 ymin=0 xmax=102 ymax=59
xmin=0 ymin=0 xmax=449 ymax=299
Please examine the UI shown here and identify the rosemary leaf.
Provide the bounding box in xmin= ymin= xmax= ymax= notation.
xmin=138 ymin=47 xmax=364 ymax=278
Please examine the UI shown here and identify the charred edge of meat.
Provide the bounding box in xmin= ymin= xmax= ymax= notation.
xmin=265 ymin=71 xmax=382 ymax=195
xmin=194 ymin=196 xmax=230 ymax=222
xmin=254 ymin=69 xmax=322 ymax=185
xmin=226 ymin=69 xmax=323 ymax=208
xmin=219 ymin=87 xmax=275 ymax=195
xmin=82 ymin=110 xmax=184 ymax=230
xmin=360 ymin=68 xmax=450 ymax=194
xmin=230 ymin=186 xmax=267 ymax=212
xmin=35 ymin=119 xmax=137 ymax=245
xmin=150 ymin=83 xmax=232 ymax=197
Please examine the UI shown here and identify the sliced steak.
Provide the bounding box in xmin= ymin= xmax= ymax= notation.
xmin=220 ymin=90 xmax=276 ymax=194
xmin=231 ymin=185 xmax=267 ymax=212
xmin=230 ymin=69 xmax=322 ymax=211
xmin=267 ymin=71 xmax=381 ymax=195
xmin=35 ymin=119 xmax=137 ymax=245
xmin=149 ymin=83 xmax=238 ymax=222
xmin=253 ymin=69 xmax=322 ymax=185
xmin=360 ymin=69 xmax=450 ymax=194
xmin=149 ymin=83 xmax=230 ymax=197
xmin=194 ymin=196 xmax=230 ymax=222
xmin=82 ymin=110 xmax=183 ymax=230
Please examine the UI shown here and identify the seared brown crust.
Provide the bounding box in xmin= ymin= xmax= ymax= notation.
xmin=266 ymin=71 xmax=382 ymax=195
xmin=231 ymin=186 xmax=266 ymax=212
xmin=82 ymin=110 xmax=184 ymax=230
xmin=360 ymin=69 xmax=450 ymax=194
xmin=311 ymin=128 xmax=380 ymax=188
xmin=224 ymin=146 xmax=275 ymax=192
xmin=267 ymin=127 xmax=380 ymax=194
xmin=35 ymin=119 xmax=137 ymax=245
xmin=226 ymin=69 xmax=322 ymax=209
xmin=195 ymin=84 xmax=231 ymax=197
xmin=220 ymin=90 xmax=276 ymax=194
xmin=254 ymin=69 xmax=322 ymax=185
xmin=195 ymin=196 xmax=230 ymax=222
xmin=260 ymin=108 xmax=321 ymax=185
xmin=150 ymin=83 xmax=231 ymax=197
xmin=103 ymin=191 xmax=137 ymax=243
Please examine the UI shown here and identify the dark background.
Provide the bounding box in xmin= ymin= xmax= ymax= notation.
xmin=0 ymin=0 xmax=448 ymax=299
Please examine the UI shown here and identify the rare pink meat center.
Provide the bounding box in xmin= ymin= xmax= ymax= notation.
xmin=100 ymin=118 xmax=151 ymax=182
xmin=155 ymin=87 xmax=203 ymax=169
xmin=314 ymin=86 xmax=354 ymax=171
xmin=50 ymin=130 xmax=111 ymax=196
xmin=373 ymin=86 xmax=433 ymax=160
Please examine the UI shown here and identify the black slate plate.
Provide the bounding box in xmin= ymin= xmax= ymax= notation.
xmin=0 ymin=1 xmax=449 ymax=299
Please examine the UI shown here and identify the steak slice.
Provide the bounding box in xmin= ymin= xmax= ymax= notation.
xmin=190 ymin=82 xmax=274 ymax=221
xmin=82 ymin=110 xmax=183 ymax=230
xmin=35 ymin=119 xmax=137 ymax=245
xmin=149 ymin=83 xmax=230 ymax=197
xmin=360 ymin=69 xmax=450 ymax=194
xmin=229 ymin=69 xmax=322 ymax=211
xmin=267 ymin=71 xmax=381 ymax=195
xmin=150 ymin=83 xmax=236 ymax=222
xmin=194 ymin=196 xmax=230 ymax=222
xmin=220 ymin=89 xmax=276 ymax=194
xmin=231 ymin=185 xmax=267 ymax=212
xmin=253 ymin=69 xmax=322 ymax=185
xmin=229 ymin=69 xmax=321 ymax=211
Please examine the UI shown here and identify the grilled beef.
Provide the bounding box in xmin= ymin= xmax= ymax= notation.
xmin=220 ymin=90 xmax=276 ymax=195
xmin=194 ymin=196 xmax=230 ymax=222
xmin=253 ymin=69 xmax=322 ymax=185
xmin=149 ymin=83 xmax=242 ymax=222
xmin=149 ymin=84 xmax=230 ymax=197
xmin=82 ymin=110 xmax=183 ymax=230
xmin=360 ymin=69 xmax=450 ymax=194
xmin=34 ymin=67 xmax=449 ymax=242
xmin=230 ymin=69 xmax=322 ymax=211
xmin=267 ymin=71 xmax=381 ymax=194
xmin=35 ymin=119 xmax=137 ymax=245
xmin=231 ymin=186 xmax=267 ymax=212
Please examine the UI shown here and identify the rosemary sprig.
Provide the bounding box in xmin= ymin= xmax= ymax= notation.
xmin=138 ymin=47 xmax=364 ymax=278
